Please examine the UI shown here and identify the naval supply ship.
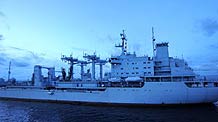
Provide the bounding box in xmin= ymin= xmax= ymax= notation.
xmin=0 ymin=30 xmax=218 ymax=105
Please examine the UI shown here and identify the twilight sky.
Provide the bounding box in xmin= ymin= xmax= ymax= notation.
xmin=0 ymin=0 xmax=218 ymax=80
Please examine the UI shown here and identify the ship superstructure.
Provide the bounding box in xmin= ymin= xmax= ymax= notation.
xmin=109 ymin=31 xmax=195 ymax=82
xmin=0 ymin=30 xmax=218 ymax=105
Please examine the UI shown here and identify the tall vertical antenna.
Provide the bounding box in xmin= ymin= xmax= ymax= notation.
xmin=152 ymin=27 xmax=156 ymax=57
xmin=8 ymin=61 xmax=11 ymax=81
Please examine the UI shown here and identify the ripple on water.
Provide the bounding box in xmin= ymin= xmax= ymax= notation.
xmin=0 ymin=100 xmax=218 ymax=122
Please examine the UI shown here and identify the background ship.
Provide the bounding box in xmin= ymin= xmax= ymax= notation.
xmin=0 ymin=30 xmax=218 ymax=105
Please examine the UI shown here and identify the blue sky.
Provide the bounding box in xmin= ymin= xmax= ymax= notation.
xmin=0 ymin=0 xmax=218 ymax=80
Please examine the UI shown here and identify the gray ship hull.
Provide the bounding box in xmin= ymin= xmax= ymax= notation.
xmin=1 ymin=82 xmax=218 ymax=105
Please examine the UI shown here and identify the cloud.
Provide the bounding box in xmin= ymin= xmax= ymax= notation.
xmin=0 ymin=11 xmax=6 ymax=17
xmin=0 ymin=35 xmax=3 ymax=41
xmin=106 ymin=35 xmax=118 ymax=43
xmin=210 ymin=44 xmax=218 ymax=49
xmin=190 ymin=53 xmax=218 ymax=75
xmin=0 ymin=45 xmax=66 ymax=80
xmin=0 ymin=57 xmax=6 ymax=65
xmin=0 ymin=10 xmax=10 ymax=31
xmin=11 ymin=59 xmax=30 ymax=67
xmin=0 ymin=46 xmax=45 ymax=68
xmin=0 ymin=52 xmax=10 ymax=65
xmin=130 ymin=43 xmax=142 ymax=53
xmin=71 ymin=46 xmax=95 ymax=52
xmin=8 ymin=46 xmax=44 ymax=61
xmin=200 ymin=18 xmax=218 ymax=37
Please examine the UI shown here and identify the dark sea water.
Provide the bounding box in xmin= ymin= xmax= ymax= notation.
xmin=0 ymin=100 xmax=218 ymax=122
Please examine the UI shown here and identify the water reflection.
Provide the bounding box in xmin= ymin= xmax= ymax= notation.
xmin=0 ymin=100 xmax=218 ymax=122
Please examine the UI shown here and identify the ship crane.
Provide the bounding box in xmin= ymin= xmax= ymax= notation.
xmin=61 ymin=55 xmax=78 ymax=81
xmin=83 ymin=53 xmax=100 ymax=81
xmin=96 ymin=59 xmax=107 ymax=81
xmin=77 ymin=60 xmax=88 ymax=80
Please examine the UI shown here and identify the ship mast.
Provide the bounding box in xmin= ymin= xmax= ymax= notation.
xmin=115 ymin=30 xmax=127 ymax=55
xmin=152 ymin=27 xmax=156 ymax=57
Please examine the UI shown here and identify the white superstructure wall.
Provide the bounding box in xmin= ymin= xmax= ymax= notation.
xmin=110 ymin=54 xmax=154 ymax=78
xmin=155 ymin=43 xmax=169 ymax=66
